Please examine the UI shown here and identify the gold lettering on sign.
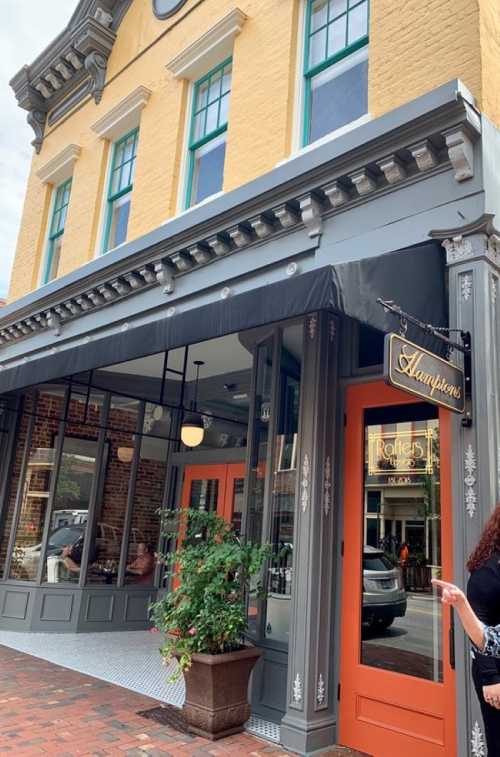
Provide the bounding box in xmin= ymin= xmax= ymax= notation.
xmin=368 ymin=430 xmax=434 ymax=476
xmin=395 ymin=345 xmax=462 ymax=401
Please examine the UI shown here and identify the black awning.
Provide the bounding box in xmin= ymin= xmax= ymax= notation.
xmin=0 ymin=241 xmax=446 ymax=395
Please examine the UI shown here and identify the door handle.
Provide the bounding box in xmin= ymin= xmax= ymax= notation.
xmin=449 ymin=608 xmax=456 ymax=670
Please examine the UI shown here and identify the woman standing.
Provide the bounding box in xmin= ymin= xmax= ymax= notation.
xmin=436 ymin=505 xmax=500 ymax=756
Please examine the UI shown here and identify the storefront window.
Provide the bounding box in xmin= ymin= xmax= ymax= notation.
xmin=265 ymin=323 xmax=303 ymax=643
xmin=43 ymin=390 xmax=104 ymax=584
xmin=360 ymin=405 xmax=442 ymax=682
xmin=87 ymin=395 xmax=140 ymax=584
xmin=9 ymin=388 xmax=66 ymax=581
xmin=124 ymin=403 xmax=170 ymax=585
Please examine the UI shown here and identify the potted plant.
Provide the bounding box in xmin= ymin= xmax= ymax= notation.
xmin=151 ymin=508 xmax=270 ymax=740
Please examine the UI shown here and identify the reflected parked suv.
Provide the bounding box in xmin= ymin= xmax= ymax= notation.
xmin=362 ymin=546 xmax=407 ymax=628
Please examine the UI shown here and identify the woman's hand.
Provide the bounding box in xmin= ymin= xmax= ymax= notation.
xmin=432 ymin=578 xmax=485 ymax=651
xmin=483 ymin=683 xmax=500 ymax=709
xmin=431 ymin=579 xmax=466 ymax=607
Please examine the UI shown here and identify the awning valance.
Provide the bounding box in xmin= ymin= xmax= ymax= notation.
xmin=0 ymin=241 xmax=446 ymax=395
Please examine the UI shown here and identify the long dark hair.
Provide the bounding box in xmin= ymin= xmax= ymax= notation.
xmin=467 ymin=504 xmax=500 ymax=572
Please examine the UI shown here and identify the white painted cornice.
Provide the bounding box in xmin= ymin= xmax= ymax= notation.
xmin=36 ymin=144 xmax=82 ymax=185
xmin=166 ymin=8 xmax=247 ymax=80
xmin=91 ymin=85 xmax=152 ymax=141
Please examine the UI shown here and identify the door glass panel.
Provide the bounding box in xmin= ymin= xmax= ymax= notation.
xmin=231 ymin=478 xmax=244 ymax=535
xmin=265 ymin=322 xmax=303 ymax=644
xmin=361 ymin=404 xmax=442 ymax=682
xmin=189 ymin=479 xmax=219 ymax=511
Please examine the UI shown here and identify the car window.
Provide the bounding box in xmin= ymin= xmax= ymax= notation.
xmin=48 ymin=526 xmax=83 ymax=548
xmin=363 ymin=553 xmax=393 ymax=571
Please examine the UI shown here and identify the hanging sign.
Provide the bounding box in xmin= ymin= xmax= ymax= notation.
xmin=384 ymin=333 xmax=465 ymax=413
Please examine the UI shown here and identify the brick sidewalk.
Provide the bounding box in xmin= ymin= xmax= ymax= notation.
xmin=0 ymin=644 xmax=366 ymax=757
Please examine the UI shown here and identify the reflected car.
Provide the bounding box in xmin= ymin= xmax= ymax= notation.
xmin=362 ymin=546 xmax=407 ymax=628
xmin=15 ymin=522 xmax=146 ymax=579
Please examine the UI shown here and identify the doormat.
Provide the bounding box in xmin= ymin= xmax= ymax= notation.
xmin=137 ymin=704 xmax=192 ymax=735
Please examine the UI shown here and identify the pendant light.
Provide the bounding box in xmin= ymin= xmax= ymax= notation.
xmin=181 ymin=360 xmax=205 ymax=447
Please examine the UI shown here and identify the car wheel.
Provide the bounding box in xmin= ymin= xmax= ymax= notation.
xmin=376 ymin=617 xmax=394 ymax=629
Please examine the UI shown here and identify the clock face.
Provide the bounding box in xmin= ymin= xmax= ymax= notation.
xmin=153 ymin=0 xmax=188 ymax=19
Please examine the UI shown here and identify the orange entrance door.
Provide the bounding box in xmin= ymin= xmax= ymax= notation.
xmin=339 ymin=381 xmax=456 ymax=757
xmin=181 ymin=463 xmax=246 ymax=531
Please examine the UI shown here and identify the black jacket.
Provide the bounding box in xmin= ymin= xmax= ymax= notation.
xmin=467 ymin=554 xmax=500 ymax=686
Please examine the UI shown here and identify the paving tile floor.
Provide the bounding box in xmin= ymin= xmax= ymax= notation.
xmin=0 ymin=645 xmax=369 ymax=756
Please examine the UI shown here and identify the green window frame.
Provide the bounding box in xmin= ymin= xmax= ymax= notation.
xmin=303 ymin=0 xmax=369 ymax=146
xmin=42 ymin=178 xmax=72 ymax=284
xmin=185 ymin=58 xmax=232 ymax=209
xmin=102 ymin=127 xmax=139 ymax=254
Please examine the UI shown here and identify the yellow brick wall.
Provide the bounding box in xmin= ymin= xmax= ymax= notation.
xmin=7 ymin=0 xmax=499 ymax=302
xmin=368 ymin=0 xmax=482 ymax=118
xmin=478 ymin=0 xmax=500 ymax=127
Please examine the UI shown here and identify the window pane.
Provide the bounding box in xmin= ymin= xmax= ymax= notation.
xmin=87 ymin=396 xmax=140 ymax=585
xmin=221 ymin=68 xmax=232 ymax=95
xmin=309 ymin=54 xmax=368 ymax=142
xmin=9 ymin=389 xmax=66 ymax=581
xmin=190 ymin=134 xmax=226 ymax=205
xmin=331 ymin=0 xmax=348 ymax=17
xmin=327 ymin=15 xmax=347 ymax=57
xmin=0 ymin=400 xmax=33 ymax=577
xmin=196 ymin=79 xmax=209 ymax=110
xmin=46 ymin=236 xmax=62 ymax=283
xmin=265 ymin=323 xmax=303 ymax=644
xmin=208 ymin=70 xmax=223 ymax=103
xmin=219 ymin=93 xmax=230 ymax=127
xmin=205 ymin=101 xmax=219 ymax=134
xmin=193 ymin=111 xmax=205 ymax=142
xmin=108 ymin=194 xmax=131 ymax=249
xmin=311 ymin=0 xmax=328 ymax=32
xmin=43 ymin=390 xmax=104 ymax=584
xmin=361 ymin=410 xmax=443 ymax=683
xmin=348 ymin=0 xmax=368 ymax=44
xmin=309 ymin=27 xmax=327 ymax=68
xmin=125 ymin=403 xmax=170 ymax=586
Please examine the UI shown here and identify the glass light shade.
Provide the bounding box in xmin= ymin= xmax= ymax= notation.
xmin=117 ymin=446 xmax=134 ymax=463
xmin=181 ymin=413 xmax=205 ymax=447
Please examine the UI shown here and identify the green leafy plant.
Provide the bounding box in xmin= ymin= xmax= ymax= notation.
xmin=151 ymin=508 xmax=270 ymax=680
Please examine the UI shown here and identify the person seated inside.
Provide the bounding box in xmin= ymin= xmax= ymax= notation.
xmin=126 ymin=542 xmax=155 ymax=585
xmin=61 ymin=537 xmax=97 ymax=581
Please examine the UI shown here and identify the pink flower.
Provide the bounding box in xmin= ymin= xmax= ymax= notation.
xmin=188 ymin=627 xmax=197 ymax=636
xmin=149 ymin=627 xmax=160 ymax=633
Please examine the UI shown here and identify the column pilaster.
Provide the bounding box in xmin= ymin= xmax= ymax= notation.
xmin=430 ymin=214 xmax=500 ymax=757
xmin=280 ymin=311 xmax=339 ymax=755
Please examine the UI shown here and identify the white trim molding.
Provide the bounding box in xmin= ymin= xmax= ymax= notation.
xmin=36 ymin=144 xmax=81 ymax=185
xmin=166 ymin=7 xmax=247 ymax=80
xmin=91 ymin=85 xmax=152 ymax=141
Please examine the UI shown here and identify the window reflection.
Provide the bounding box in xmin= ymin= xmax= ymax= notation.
xmin=43 ymin=390 xmax=104 ymax=584
xmin=361 ymin=406 xmax=443 ymax=682
xmin=265 ymin=324 xmax=303 ymax=644
xmin=87 ymin=396 xmax=140 ymax=584
xmin=9 ymin=388 xmax=66 ymax=581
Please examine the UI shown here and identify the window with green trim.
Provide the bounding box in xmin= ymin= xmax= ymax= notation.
xmin=303 ymin=0 xmax=369 ymax=145
xmin=186 ymin=59 xmax=232 ymax=208
xmin=102 ymin=128 xmax=139 ymax=253
xmin=42 ymin=178 xmax=72 ymax=284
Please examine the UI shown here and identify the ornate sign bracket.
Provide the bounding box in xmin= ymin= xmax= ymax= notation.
xmin=378 ymin=298 xmax=472 ymax=426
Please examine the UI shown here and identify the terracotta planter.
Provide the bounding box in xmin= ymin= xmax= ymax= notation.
xmin=181 ymin=645 xmax=262 ymax=740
